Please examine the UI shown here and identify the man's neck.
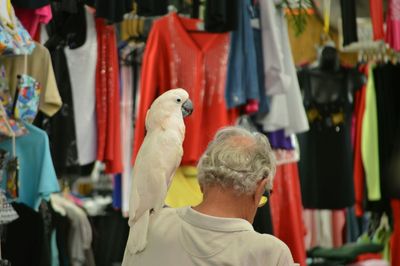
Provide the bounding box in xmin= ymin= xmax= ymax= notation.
xmin=192 ymin=186 xmax=255 ymax=223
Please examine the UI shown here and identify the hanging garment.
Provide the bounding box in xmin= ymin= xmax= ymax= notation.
xmin=361 ymin=64 xmax=381 ymax=201
xmin=391 ymin=199 xmax=400 ymax=266
xmin=340 ymin=0 xmax=358 ymax=46
xmin=0 ymin=4 xmax=35 ymax=56
xmin=257 ymin=2 xmax=308 ymax=135
xmin=85 ymin=0 xmax=133 ymax=23
xmin=13 ymin=74 xmax=41 ymax=123
xmin=386 ymin=0 xmax=400 ymax=51
xmin=14 ymin=5 xmax=52 ymax=37
xmin=0 ymin=42 xmax=62 ymax=117
xmin=205 ymin=0 xmax=238 ymax=32
xmin=0 ymin=123 xmax=59 ymax=210
xmin=297 ymin=67 xmax=355 ymax=209
xmin=373 ymin=64 xmax=400 ymax=200
xmin=95 ymin=18 xmax=123 ymax=174
xmin=2 ymin=202 xmax=44 ymax=266
xmin=119 ymin=46 xmax=134 ymax=214
xmin=133 ymin=13 xmax=238 ymax=166
xmin=225 ymin=0 xmax=259 ymax=109
xmin=369 ymin=0 xmax=385 ymax=40
xmin=252 ymin=1 xmax=269 ymax=114
xmin=353 ymin=65 xmax=367 ymax=216
xmin=64 ymin=6 xmax=98 ymax=166
xmin=269 ymin=163 xmax=306 ymax=266
xmin=0 ymin=189 xmax=18 ymax=224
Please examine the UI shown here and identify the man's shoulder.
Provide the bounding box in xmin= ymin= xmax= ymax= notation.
xmin=241 ymin=231 xmax=292 ymax=258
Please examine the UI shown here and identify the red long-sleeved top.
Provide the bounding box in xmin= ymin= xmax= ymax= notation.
xmin=132 ymin=13 xmax=238 ymax=166
xmin=370 ymin=0 xmax=385 ymax=40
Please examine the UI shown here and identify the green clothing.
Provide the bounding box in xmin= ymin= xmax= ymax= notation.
xmin=361 ymin=64 xmax=381 ymax=201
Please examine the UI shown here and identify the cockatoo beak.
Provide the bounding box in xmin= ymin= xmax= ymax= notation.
xmin=181 ymin=99 xmax=193 ymax=117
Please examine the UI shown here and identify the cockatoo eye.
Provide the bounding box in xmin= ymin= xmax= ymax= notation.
xmin=176 ymin=98 xmax=182 ymax=103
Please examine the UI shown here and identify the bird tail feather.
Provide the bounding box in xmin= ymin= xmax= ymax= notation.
xmin=126 ymin=211 xmax=150 ymax=254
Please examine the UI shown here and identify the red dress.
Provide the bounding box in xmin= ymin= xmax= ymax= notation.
xmin=269 ymin=163 xmax=307 ymax=266
xmin=132 ymin=13 xmax=238 ymax=165
xmin=353 ymin=65 xmax=367 ymax=217
xmin=95 ymin=18 xmax=123 ymax=173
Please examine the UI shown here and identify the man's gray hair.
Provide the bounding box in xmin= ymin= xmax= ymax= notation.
xmin=197 ymin=126 xmax=276 ymax=195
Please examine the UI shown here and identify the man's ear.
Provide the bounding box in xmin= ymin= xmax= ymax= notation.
xmin=254 ymin=178 xmax=269 ymax=204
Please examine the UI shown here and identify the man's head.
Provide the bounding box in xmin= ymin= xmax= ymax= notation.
xmin=196 ymin=127 xmax=276 ymax=221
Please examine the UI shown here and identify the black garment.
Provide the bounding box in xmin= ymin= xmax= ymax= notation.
xmin=86 ymin=0 xmax=133 ymax=23
xmin=253 ymin=201 xmax=273 ymax=235
xmin=340 ymin=0 xmax=358 ymax=46
xmin=205 ymin=0 xmax=238 ymax=32
xmin=39 ymin=201 xmax=53 ymax=266
xmin=34 ymin=2 xmax=82 ymax=176
xmin=90 ymin=207 xmax=129 ymax=266
xmin=297 ymin=67 xmax=356 ymax=209
xmin=136 ymin=0 xmax=167 ymax=16
xmin=2 ymin=203 xmax=44 ymax=266
xmin=11 ymin=0 xmax=49 ymax=9
xmin=49 ymin=202 xmax=71 ymax=266
xmin=34 ymin=47 xmax=80 ymax=176
xmin=373 ymin=64 xmax=400 ymax=199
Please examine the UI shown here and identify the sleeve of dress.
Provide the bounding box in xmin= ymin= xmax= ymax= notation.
xmin=369 ymin=0 xmax=385 ymax=40
xmin=131 ymin=22 xmax=166 ymax=164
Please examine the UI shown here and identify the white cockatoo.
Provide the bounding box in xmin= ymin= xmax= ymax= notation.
xmin=125 ymin=88 xmax=193 ymax=255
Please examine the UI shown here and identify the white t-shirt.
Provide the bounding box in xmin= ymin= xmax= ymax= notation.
xmin=122 ymin=207 xmax=295 ymax=266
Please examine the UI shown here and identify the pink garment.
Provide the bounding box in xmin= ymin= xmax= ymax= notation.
xmin=331 ymin=209 xmax=346 ymax=247
xmin=347 ymin=259 xmax=389 ymax=266
xmin=386 ymin=0 xmax=400 ymax=51
xmin=14 ymin=5 xmax=52 ymax=37
xmin=269 ymin=163 xmax=306 ymax=266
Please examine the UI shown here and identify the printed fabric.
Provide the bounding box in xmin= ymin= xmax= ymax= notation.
xmin=0 ymin=6 xmax=35 ymax=56
xmin=14 ymin=74 xmax=41 ymax=123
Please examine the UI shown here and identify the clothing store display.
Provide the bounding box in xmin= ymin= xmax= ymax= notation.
xmin=298 ymin=66 xmax=355 ymax=209
xmin=369 ymin=0 xmax=385 ymax=40
xmin=386 ymin=0 xmax=400 ymax=51
xmin=340 ymin=0 xmax=358 ymax=46
xmin=14 ymin=5 xmax=52 ymax=37
xmin=253 ymin=201 xmax=274 ymax=235
xmin=0 ymin=122 xmax=59 ymax=210
xmin=205 ymin=0 xmax=238 ymax=32
xmin=361 ymin=64 xmax=381 ymax=201
xmin=257 ymin=2 xmax=308 ymax=136
xmin=122 ymin=206 xmax=294 ymax=265
xmin=2 ymin=202 xmax=44 ymax=266
xmin=1 ymin=42 xmax=62 ymax=117
xmin=51 ymin=194 xmax=93 ymax=266
xmin=64 ymin=7 xmax=97 ymax=166
xmin=269 ymin=163 xmax=306 ymax=266
xmin=95 ymin=18 xmax=123 ymax=174
xmin=225 ymin=0 xmax=259 ymax=109
xmin=133 ymin=13 xmax=238 ymax=166
xmin=34 ymin=45 xmax=80 ymax=176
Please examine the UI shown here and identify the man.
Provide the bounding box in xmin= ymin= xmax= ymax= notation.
xmin=122 ymin=126 xmax=295 ymax=265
